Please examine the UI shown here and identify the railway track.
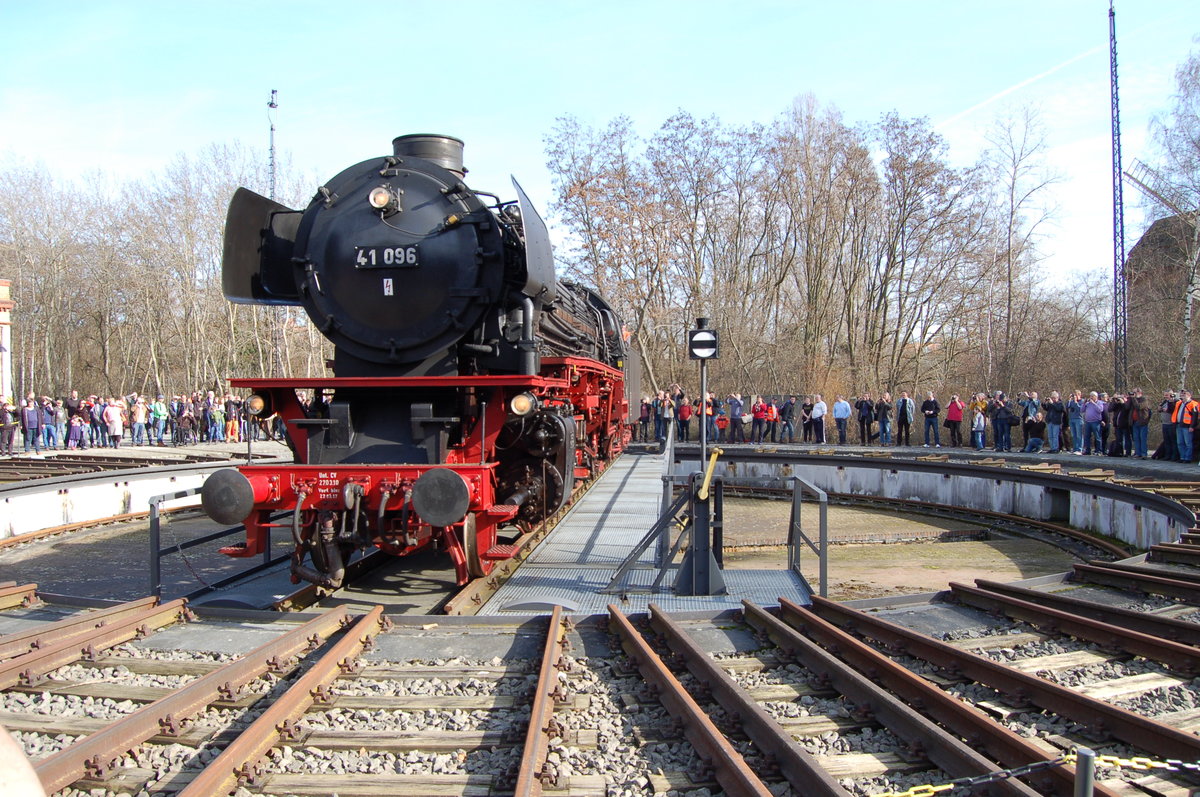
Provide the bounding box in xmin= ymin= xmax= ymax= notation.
xmin=2 ymin=561 xmax=1200 ymax=796
xmin=691 ymin=446 xmax=1200 ymax=551
xmin=5 ymin=452 xmax=1200 ymax=794
xmin=0 ymin=507 xmax=208 ymax=556
xmin=719 ymin=483 xmax=1133 ymax=562
xmin=0 ymin=451 xmax=243 ymax=484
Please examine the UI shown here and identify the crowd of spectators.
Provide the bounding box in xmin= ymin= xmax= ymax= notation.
xmin=0 ymin=390 xmax=286 ymax=456
xmin=637 ymin=385 xmax=1197 ymax=462
xmin=10 ymin=382 xmax=1191 ymax=464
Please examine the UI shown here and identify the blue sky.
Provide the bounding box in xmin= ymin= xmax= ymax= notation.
xmin=1 ymin=1 xmax=1196 ymax=283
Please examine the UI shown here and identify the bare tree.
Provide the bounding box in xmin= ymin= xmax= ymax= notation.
xmin=861 ymin=114 xmax=989 ymax=392
xmin=0 ymin=95 xmax=1106 ymax=407
xmin=1134 ymin=49 xmax=1200 ymax=390
xmin=0 ymin=141 xmax=328 ymax=399
xmin=984 ymin=108 xmax=1059 ymax=391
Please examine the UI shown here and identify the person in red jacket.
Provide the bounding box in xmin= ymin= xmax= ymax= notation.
xmin=676 ymin=396 xmax=693 ymax=442
xmin=945 ymin=394 xmax=965 ymax=447
xmin=750 ymin=396 xmax=767 ymax=443
xmin=714 ymin=410 xmax=729 ymax=442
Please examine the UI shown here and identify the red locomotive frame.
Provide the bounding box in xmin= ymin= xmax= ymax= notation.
xmin=221 ymin=357 xmax=629 ymax=586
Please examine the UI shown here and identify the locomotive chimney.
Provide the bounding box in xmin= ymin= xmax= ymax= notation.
xmin=392 ymin=134 xmax=466 ymax=177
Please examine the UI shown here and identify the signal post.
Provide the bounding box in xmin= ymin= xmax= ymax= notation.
xmin=677 ymin=318 xmax=726 ymax=596
xmin=687 ymin=319 xmax=718 ymax=463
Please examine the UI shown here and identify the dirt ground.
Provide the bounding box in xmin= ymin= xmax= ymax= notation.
xmin=720 ymin=499 xmax=1078 ymax=601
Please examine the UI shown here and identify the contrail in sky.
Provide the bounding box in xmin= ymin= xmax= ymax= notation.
xmin=936 ymin=43 xmax=1105 ymax=129
xmin=937 ymin=10 xmax=1188 ymax=130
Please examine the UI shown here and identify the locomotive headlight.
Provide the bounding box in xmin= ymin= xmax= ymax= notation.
xmin=244 ymin=394 xmax=267 ymax=417
xmin=510 ymin=392 xmax=538 ymax=416
xmin=368 ymin=185 xmax=399 ymax=212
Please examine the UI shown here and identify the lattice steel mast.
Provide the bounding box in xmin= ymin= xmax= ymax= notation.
xmin=268 ymin=89 xmax=284 ymax=377
xmin=268 ymin=89 xmax=278 ymax=201
xmin=1110 ymin=1 xmax=1128 ymax=391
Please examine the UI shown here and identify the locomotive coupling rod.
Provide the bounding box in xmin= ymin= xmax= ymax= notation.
xmin=697 ymin=447 xmax=724 ymax=501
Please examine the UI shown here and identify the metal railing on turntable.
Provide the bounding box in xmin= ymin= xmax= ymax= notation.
xmin=147 ymin=487 xmax=288 ymax=600
xmin=604 ymin=428 xmax=830 ymax=598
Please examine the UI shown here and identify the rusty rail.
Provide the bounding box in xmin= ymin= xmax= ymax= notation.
xmin=948 ymin=581 xmax=1200 ymax=673
xmin=1149 ymin=542 xmax=1200 ymax=567
xmin=810 ymin=595 xmax=1200 ymax=762
xmin=646 ymin=604 xmax=850 ymax=796
xmin=1089 ymin=558 xmax=1200 ymax=585
xmin=761 ymin=599 xmax=1115 ymax=797
xmin=440 ymin=513 xmax=560 ymax=616
xmin=836 ymin=494 xmax=1133 ymax=559
xmin=176 ymin=605 xmax=387 ymax=797
xmin=973 ymin=578 xmax=1200 ymax=647
xmin=0 ymin=596 xmax=158 ymax=660
xmin=0 ymin=452 xmax=234 ymax=485
xmin=34 ymin=606 xmax=352 ymax=794
xmin=0 ymin=506 xmax=202 ymax=552
xmin=739 ymin=601 xmax=1039 ymax=797
xmin=0 ymin=599 xmax=189 ymax=691
xmin=1073 ymin=562 xmax=1200 ymax=603
xmin=695 ymin=449 xmax=1177 ymax=557
xmin=514 ymin=605 xmax=566 ymax=797
xmin=0 ymin=583 xmax=38 ymax=610
xmin=607 ymin=604 xmax=772 ymax=797
xmin=713 ymin=484 xmax=1132 ymax=561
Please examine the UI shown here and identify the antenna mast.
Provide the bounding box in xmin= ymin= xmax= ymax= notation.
xmin=1109 ymin=2 xmax=1128 ymax=391
xmin=268 ymin=89 xmax=278 ymax=201
xmin=267 ymin=89 xmax=284 ymax=378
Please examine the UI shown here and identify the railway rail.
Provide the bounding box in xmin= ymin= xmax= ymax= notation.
xmin=678 ymin=446 xmax=1200 ymax=553
xmin=719 ymin=483 xmax=1133 ymax=562
xmin=5 ymin=450 xmax=1200 ymax=616
xmin=1 ymin=561 xmax=1199 ymax=796
xmin=0 ymin=451 xmax=244 ymax=484
xmin=0 ymin=507 xmax=206 ymax=555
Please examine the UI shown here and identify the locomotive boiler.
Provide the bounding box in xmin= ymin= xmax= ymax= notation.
xmin=201 ymin=134 xmax=632 ymax=587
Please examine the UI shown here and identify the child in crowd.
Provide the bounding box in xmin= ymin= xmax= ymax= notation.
xmin=971 ymin=406 xmax=987 ymax=451
xmin=67 ymin=414 xmax=85 ymax=449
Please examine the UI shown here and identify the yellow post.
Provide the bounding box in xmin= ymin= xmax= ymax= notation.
xmin=697 ymin=446 xmax=723 ymax=501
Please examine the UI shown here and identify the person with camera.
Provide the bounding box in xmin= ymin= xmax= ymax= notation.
xmin=989 ymin=392 xmax=1015 ymax=452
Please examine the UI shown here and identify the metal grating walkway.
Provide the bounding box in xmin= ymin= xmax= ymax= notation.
xmin=479 ymin=452 xmax=811 ymax=615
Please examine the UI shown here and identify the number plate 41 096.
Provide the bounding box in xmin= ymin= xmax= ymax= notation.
xmin=355 ymin=245 xmax=419 ymax=268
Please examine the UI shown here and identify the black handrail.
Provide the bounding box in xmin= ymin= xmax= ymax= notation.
xmin=148 ymin=488 xmax=286 ymax=599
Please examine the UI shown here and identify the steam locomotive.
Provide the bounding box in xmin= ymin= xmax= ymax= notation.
xmin=200 ymin=135 xmax=633 ymax=587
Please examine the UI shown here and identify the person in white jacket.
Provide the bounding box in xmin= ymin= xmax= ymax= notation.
xmin=810 ymin=395 xmax=828 ymax=444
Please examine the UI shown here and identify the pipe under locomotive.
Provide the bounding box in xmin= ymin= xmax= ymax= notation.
xmin=200 ymin=134 xmax=633 ymax=587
